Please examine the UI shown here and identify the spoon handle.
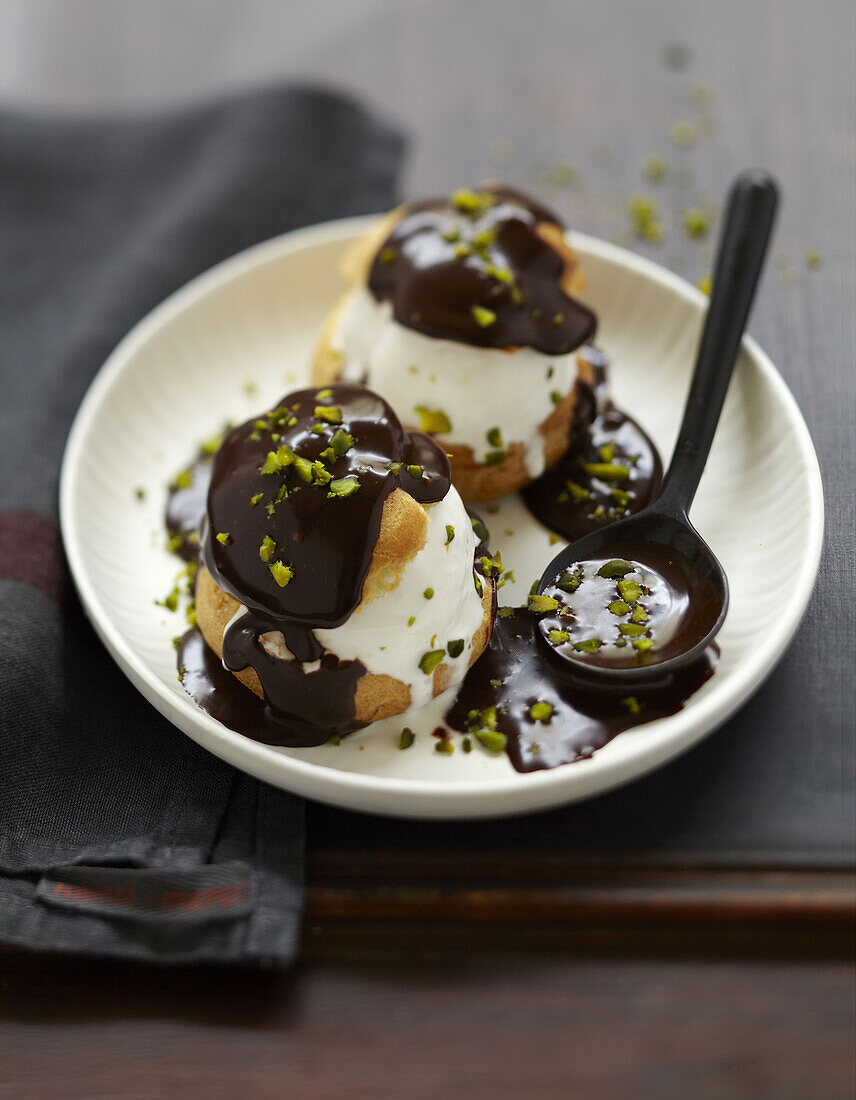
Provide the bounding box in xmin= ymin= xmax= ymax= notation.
xmin=658 ymin=170 xmax=779 ymax=516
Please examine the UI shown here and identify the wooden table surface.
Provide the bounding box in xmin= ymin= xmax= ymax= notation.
xmin=2 ymin=1 xmax=854 ymax=1096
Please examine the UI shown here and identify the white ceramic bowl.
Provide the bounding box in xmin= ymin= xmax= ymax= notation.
xmin=60 ymin=218 xmax=824 ymax=818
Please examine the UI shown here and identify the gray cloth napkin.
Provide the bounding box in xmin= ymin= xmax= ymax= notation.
xmin=0 ymin=86 xmax=404 ymax=965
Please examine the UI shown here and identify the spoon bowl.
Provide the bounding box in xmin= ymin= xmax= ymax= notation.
xmin=537 ymin=169 xmax=778 ymax=682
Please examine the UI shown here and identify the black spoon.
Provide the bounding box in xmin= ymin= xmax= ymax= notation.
xmin=536 ymin=169 xmax=779 ymax=682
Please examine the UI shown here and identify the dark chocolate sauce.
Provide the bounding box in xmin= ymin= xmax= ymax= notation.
xmin=538 ymin=544 xmax=723 ymax=671
xmin=177 ymin=627 xmax=334 ymax=747
xmin=446 ymin=610 xmax=716 ymax=772
xmin=166 ymin=453 xmax=213 ymax=561
xmin=368 ymin=184 xmax=597 ymax=354
xmin=522 ymin=365 xmax=663 ymax=542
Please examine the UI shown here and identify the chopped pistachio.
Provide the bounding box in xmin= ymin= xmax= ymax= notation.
xmin=474 ymin=571 xmax=484 ymax=597
xmin=633 ymin=637 xmax=655 ymax=652
xmin=610 ymin=488 xmax=633 ymax=509
xmin=497 ymin=606 xmax=514 ymax=618
xmin=292 ymin=456 xmax=313 ymax=483
xmin=631 ymin=604 xmax=649 ymax=623
xmin=597 ymin=559 xmax=634 ymax=578
xmin=548 ymin=629 xmax=569 ymax=644
xmin=806 ymin=250 xmax=822 ymax=269
xmin=622 ymin=696 xmax=641 ymax=715
xmin=529 ymin=701 xmax=553 ymax=722
xmin=618 ymin=578 xmax=644 ymax=603
xmin=471 ymin=518 xmax=489 ymax=542
xmin=442 ymin=227 xmax=460 ymax=243
xmin=398 ymin=727 xmax=415 ymax=750
xmin=682 ymin=208 xmax=709 ymax=239
xmin=316 ymin=388 xmax=333 ymax=402
xmin=669 ymin=120 xmax=697 ymax=147
xmin=553 ymin=312 xmax=564 ymax=325
xmin=462 ymin=736 xmax=473 ymax=753
xmin=415 ymin=405 xmax=452 ymax=434
xmin=450 ymin=187 xmax=493 ymax=213
xmin=445 ymin=525 xmax=455 ymax=546
xmin=582 ymin=461 xmax=630 ymax=481
xmin=389 ymin=461 xmax=402 ymax=475
xmin=471 ymin=305 xmax=497 ymax=328
xmin=419 ymin=649 xmax=445 ymax=676
xmin=134 ymin=487 xmax=146 ymax=501
xmin=485 ymin=263 xmax=513 ymax=284
xmin=447 ymin=639 xmax=465 ymax=659
xmin=328 ymin=476 xmax=360 ymax=499
xmin=407 ymin=616 xmax=415 ymax=626
xmin=156 ymin=586 xmax=180 ymax=613
xmin=320 ymin=429 xmax=354 ymax=463
xmin=250 ymin=492 xmax=264 ymax=506
xmin=553 ymin=569 xmax=581 ymax=595
xmin=379 ymin=246 xmax=396 ymax=265
xmin=474 ymin=728 xmax=506 ymax=753
xmin=486 ymin=426 xmax=503 ymax=448
xmin=696 ymin=274 xmax=713 ymax=296
xmin=171 ymin=468 xmax=193 ymax=491
xmin=310 ymin=461 xmax=331 ymax=486
xmin=592 ymin=505 xmax=606 ymax=519
xmin=550 ymin=390 xmax=563 ymax=406
xmin=269 ymin=560 xmax=294 ymax=587
xmin=265 ymin=503 xmax=275 ymax=517
xmin=435 ymin=738 xmax=454 ymax=755
xmin=216 ymin=532 xmax=232 ymax=546
xmin=573 ymin=638 xmax=602 ymax=653
xmin=424 ymin=587 xmax=434 ymax=599
xmin=618 ymin=622 xmax=648 ymax=636
xmin=406 ymin=464 xmax=423 ymax=479
xmin=643 ymin=155 xmax=668 ymax=181
xmin=259 ymin=535 xmax=276 ymax=563
xmin=484 ymin=449 xmax=507 ymax=467
xmin=328 ymin=734 xmax=341 ymax=746
xmin=628 ymin=194 xmax=665 ymax=243
xmin=608 ymin=600 xmax=630 ymax=616
xmin=186 ymin=601 xmax=197 ymax=627
xmin=454 ymin=241 xmax=472 ymax=259
xmin=314 ymin=405 xmax=342 ymax=424
xmin=598 ymin=442 xmax=616 ymax=463
xmin=528 ymin=593 xmax=559 ymax=614
xmin=565 ymin=479 xmax=590 ymax=501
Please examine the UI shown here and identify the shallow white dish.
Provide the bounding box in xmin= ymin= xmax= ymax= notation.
xmin=60 ymin=217 xmax=823 ymax=819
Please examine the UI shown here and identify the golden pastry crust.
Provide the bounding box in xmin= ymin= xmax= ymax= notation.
xmin=195 ymin=489 xmax=495 ymax=727
xmin=311 ymin=209 xmax=593 ymax=501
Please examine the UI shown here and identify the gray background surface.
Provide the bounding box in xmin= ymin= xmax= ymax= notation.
xmin=2 ymin=0 xmax=852 ymax=863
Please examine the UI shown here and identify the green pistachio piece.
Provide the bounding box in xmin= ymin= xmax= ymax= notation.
xmin=415 ymin=406 xmax=452 ymax=434
xmin=316 ymin=388 xmax=333 ymax=402
xmin=573 ymin=638 xmax=602 ymax=653
xmin=424 ymin=587 xmax=434 ymax=599
xmin=269 ymin=560 xmax=294 ymax=587
xmin=445 ymin=525 xmax=455 ymax=546
xmin=474 ymin=571 xmax=484 ymax=597
xmin=314 ymin=405 xmax=342 ymax=424
xmin=597 ymin=559 xmax=635 ymax=578
xmin=471 ymin=226 xmax=497 ymax=249
xmin=582 ymin=461 xmax=630 ymax=481
xmin=471 ymin=305 xmax=497 ymax=328
xmin=250 ymin=492 xmax=264 ymax=506
xmin=474 ymin=729 xmax=507 ymax=753
xmin=379 ymin=246 xmax=396 ymax=264
xmin=462 ymin=737 xmax=473 ymax=753
xmin=527 ymin=593 xmax=560 ymax=614
xmin=216 ymin=532 xmax=232 ymax=546
xmin=419 ymin=649 xmax=445 ymax=675
xmin=557 ymin=568 xmax=583 ymax=593
xmin=486 ymin=427 xmax=503 ymax=447
xmin=292 ymin=456 xmax=313 ymax=483
xmin=608 ymin=600 xmax=630 ymax=615
xmin=565 ymin=480 xmax=590 ymax=501
xmin=610 ymin=488 xmax=633 ymax=509
xmin=311 ymin=460 xmax=332 ymax=485
xmin=550 ymin=391 xmax=563 ymax=405
xmin=259 ymin=535 xmax=276 ymax=563
xmin=435 ymin=738 xmax=454 ymax=755
xmin=529 ymin=701 xmax=553 ymax=722
xmin=388 ymin=461 xmax=402 ymax=475
xmin=447 ymin=639 xmax=465 ymax=659
xmin=622 ymin=696 xmax=641 ymax=714
xmin=471 ymin=518 xmax=489 ymax=542
xmin=171 ymin=468 xmax=193 ymax=491
xmin=633 ymin=637 xmax=655 ymax=652
xmin=553 ymin=313 xmax=564 ymax=325
xmin=200 ymin=433 xmax=224 ymax=456
xmin=398 ymin=727 xmax=414 ymax=750
xmin=618 ymin=622 xmax=647 ymax=636
xmin=497 ymin=606 xmax=514 ymax=618
xmin=618 ymin=578 xmax=644 ymax=603
xmin=328 ymin=476 xmax=360 ymax=499
xmin=548 ymin=629 xmax=569 ymax=644
xmin=406 ymin=464 xmax=423 ymax=479
xmin=484 ymin=449 xmax=507 ymax=467
xmin=631 ymin=604 xmax=649 ymax=623
xmin=450 ymin=187 xmax=492 ymax=213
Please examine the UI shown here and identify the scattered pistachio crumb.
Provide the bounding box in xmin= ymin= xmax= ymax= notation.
xmin=633 ymin=637 xmax=655 ymax=652
xmin=608 ymin=600 xmax=630 ymax=616
xmin=328 ymin=476 xmax=360 ymax=498
xmin=497 ymin=606 xmax=514 ymax=618
xmin=259 ymin=535 xmax=276 ymax=563
xmin=445 ymin=525 xmax=455 ymax=547
xmin=406 ymin=464 xmax=423 ymax=480
xmin=573 ymin=638 xmax=602 ymax=653
xmin=462 ymin=736 xmax=473 ymax=753
xmin=529 ymin=701 xmax=553 ymax=723
xmin=424 ymin=587 xmax=434 ymax=599
xmin=548 ymin=629 xmax=569 ymax=644
xmin=216 ymin=532 xmax=232 ymax=546
xmin=398 ymin=727 xmax=414 ymax=750
xmin=806 ymin=250 xmax=822 ymax=269
xmin=682 ymin=207 xmax=710 ymax=239
xmin=622 ymin=696 xmax=641 ymax=715
xmin=419 ymin=649 xmax=445 ymax=675
xmin=379 ymin=246 xmax=396 ymax=265
xmin=269 ymin=560 xmax=294 ymax=587
xmin=474 ymin=729 xmax=507 ymax=753
xmin=484 ymin=449 xmax=507 ymax=467
xmin=435 ymin=738 xmax=454 ymax=755
xmin=471 ymin=518 xmax=489 ymax=542
xmin=528 ymin=593 xmax=559 ymax=614
xmin=471 ymin=305 xmax=497 ymax=328
xmin=643 ymin=155 xmax=668 ymax=181
xmin=447 ymin=639 xmax=465 ymax=659
xmin=582 ymin=461 xmax=630 ymax=481
xmin=597 ymin=559 xmax=634 ymax=578
xmin=669 ymin=120 xmax=697 ymax=147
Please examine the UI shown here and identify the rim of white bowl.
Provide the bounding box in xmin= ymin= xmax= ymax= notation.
xmin=60 ymin=217 xmax=825 ymax=819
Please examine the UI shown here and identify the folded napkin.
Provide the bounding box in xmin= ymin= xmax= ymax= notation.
xmin=0 ymin=86 xmax=404 ymax=965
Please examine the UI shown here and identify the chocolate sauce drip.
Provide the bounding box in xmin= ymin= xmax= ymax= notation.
xmin=177 ymin=628 xmax=342 ymax=747
xmin=166 ymin=453 xmax=213 ymax=561
xmin=538 ymin=543 xmax=723 ymax=671
xmin=446 ymin=610 xmax=716 ymax=773
xmin=523 ymin=390 xmax=663 ymax=541
xmin=368 ymin=184 xmax=597 ymax=354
